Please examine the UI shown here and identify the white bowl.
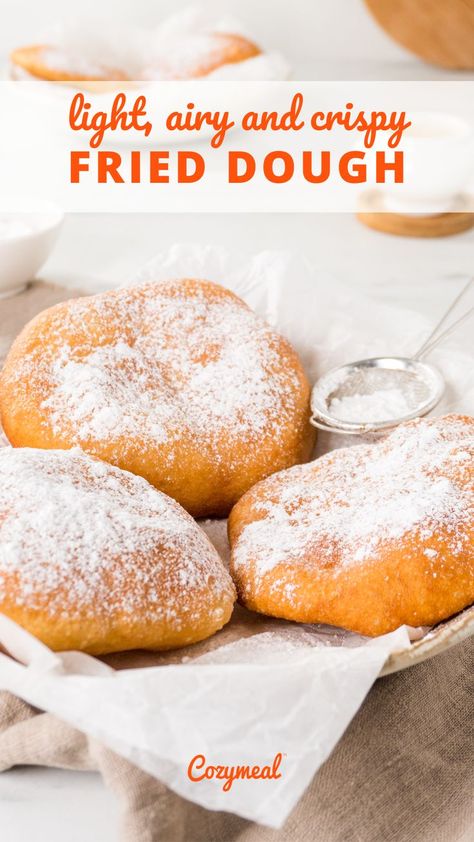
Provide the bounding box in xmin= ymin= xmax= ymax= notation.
xmin=0 ymin=199 xmax=64 ymax=298
xmin=384 ymin=112 xmax=474 ymax=215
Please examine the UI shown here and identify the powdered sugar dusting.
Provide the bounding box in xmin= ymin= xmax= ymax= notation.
xmin=232 ymin=416 xmax=474 ymax=590
xmin=36 ymin=34 xmax=238 ymax=80
xmin=0 ymin=447 xmax=234 ymax=623
xmin=14 ymin=22 xmax=262 ymax=81
xmin=8 ymin=281 xmax=303 ymax=467
xmin=328 ymin=388 xmax=412 ymax=423
xmin=40 ymin=46 xmax=124 ymax=78
xmin=142 ymin=32 xmax=258 ymax=80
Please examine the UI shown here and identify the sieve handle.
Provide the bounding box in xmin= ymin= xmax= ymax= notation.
xmin=413 ymin=276 xmax=474 ymax=360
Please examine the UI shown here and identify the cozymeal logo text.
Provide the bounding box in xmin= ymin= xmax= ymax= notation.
xmin=187 ymin=753 xmax=284 ymax=792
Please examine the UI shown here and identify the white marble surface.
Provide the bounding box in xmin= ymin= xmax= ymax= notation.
xmin=0 ymin=768 xmax=118 ymax=841
xmin=43 ymin=210 xmax=474 ymax=318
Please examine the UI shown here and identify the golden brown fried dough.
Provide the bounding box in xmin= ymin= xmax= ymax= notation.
xmin=0 ymin=279 xmax=315 ymax=517
xmin=11 ymin=33 xmax=260 ymax=83
xmin=229 ymin=415 xmax=474 ymax=636
xmin=0 ymin=447 xmax=235 ymax=654
xmin=10 ymin=44 xmax=128 ymax=82
xmin=145 ymin=32 xmax=261 ymax=79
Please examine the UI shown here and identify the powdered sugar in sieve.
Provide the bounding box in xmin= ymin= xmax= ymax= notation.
xmin=311 ymin=357 xmax=445 ymax=434
xmin=310 ymin=277 xmax=473 ymax=435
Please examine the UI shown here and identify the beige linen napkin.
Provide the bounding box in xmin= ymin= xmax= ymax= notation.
xmin=0 ymin=636 xmax=473 ymax=842
xmin=0 ymin=282 xmax=473 ymax=842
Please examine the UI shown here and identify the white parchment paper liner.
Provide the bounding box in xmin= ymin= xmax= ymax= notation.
xmin=0 ymin=244 xmax=472 ymax=827
xmin=0 ymin=617 xmax=409 ymax=827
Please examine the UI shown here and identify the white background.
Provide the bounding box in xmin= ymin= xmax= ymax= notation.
xmin=5 ymin=80 xmax=473 ymax=214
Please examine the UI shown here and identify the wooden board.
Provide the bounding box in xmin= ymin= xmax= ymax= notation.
xmin=364 ymin=0 xmax=474 ymax=69
xmin=357 ymin=191 xmax=474 ymax=237
xmin=358 ymin=210 xmax=474 ymax=238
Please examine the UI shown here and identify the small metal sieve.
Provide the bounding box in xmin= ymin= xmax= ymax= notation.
xmin=311 ymin=277 xmax=473 ymax=436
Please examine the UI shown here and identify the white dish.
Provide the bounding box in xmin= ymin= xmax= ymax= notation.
xmin=384 ymin=111 xmax=474 ymax=215
xmin=0 ymin=198 xmax=64 ymax=298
